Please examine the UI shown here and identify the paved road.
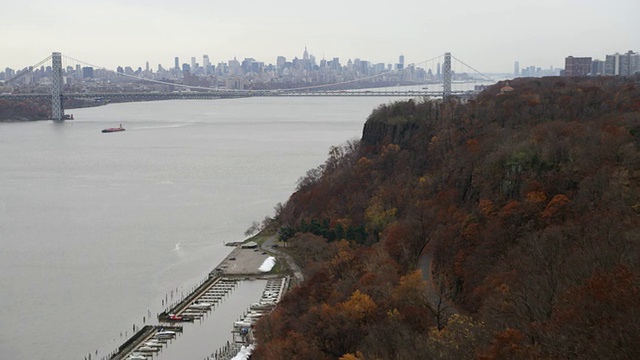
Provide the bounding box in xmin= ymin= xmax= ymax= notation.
xmin=418 ymin=249 xmax=459 ymax=327
xmin=261 ymin=235 xmax=304 ymax=284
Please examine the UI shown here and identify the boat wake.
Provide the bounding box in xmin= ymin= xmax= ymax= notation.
xmin=174 ymin=242 xmax=181 ymax=251
xmin=132 ymin=124 xmax=187 ymax=130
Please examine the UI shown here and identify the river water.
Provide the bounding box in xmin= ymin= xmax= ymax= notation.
xmin=0 ymin=95 xmax=419 ymax=360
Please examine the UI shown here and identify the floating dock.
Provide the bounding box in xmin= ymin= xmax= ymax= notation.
xmin=109 ymin=325 xmax=182 ymax=360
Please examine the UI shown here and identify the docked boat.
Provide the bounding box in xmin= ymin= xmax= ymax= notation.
xmin=102 ymin=124 xmax=125 ymax=133
xmin=189 ymin=302 xmax=212 ymax=310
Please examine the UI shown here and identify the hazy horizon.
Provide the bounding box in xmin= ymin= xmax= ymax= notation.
xmin=3 ymin=0 xmax=639 ymax=74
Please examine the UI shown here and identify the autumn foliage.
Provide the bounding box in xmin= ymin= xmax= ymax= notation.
xmin=253 ymin=76 xmax=640 ymax=359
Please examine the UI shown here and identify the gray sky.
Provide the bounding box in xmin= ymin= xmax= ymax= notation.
xmin=2 ymin=0 xmax=638 ymax=73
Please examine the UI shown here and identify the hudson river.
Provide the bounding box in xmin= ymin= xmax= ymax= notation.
xmin=0 ymin=95 xmax=416 ymax=359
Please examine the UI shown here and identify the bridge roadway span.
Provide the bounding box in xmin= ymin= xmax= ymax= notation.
xmin=1 ymin=89 xmax=477 ymax=101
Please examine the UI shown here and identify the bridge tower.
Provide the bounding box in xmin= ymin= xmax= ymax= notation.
xmin=443 ymin=52 xmax=452 ymax=99
xmin=51 ymin=52 xmax=64 ymax=121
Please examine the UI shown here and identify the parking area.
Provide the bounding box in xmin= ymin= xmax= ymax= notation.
xmin=217 ymin=247 xmax=272 ymax=275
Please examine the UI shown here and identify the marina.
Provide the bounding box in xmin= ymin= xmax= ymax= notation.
xmin=106 ymin=239 xmax=291 ymax=360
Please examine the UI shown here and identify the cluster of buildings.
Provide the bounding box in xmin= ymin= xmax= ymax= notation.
xmin=0 ymin=49 xmax=485 ymax=93
xmin=513 ymin=61 xmax=561 ymax=77
xmin=563 ymin=50 xmax=639 ymax=77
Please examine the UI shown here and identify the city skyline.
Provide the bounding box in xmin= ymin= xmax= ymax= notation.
xmin=3 ymin=0 xmax=639 ymax=73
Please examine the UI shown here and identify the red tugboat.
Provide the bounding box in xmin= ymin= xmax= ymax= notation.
xmin=102 ymin=124 xmax=125 ymax=133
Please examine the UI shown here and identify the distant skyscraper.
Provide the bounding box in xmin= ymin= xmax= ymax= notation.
xmin=203 ymin=55 xmax=211 ymax=75
xmin=397 ymin=54 xmax=404 ymax=70
xmin=303 ymin=46 xmax=309 ymax=61
xmin=619 ymin=50 xmax=639 ymax=75
xmin=228 ymin=56 xmax=240 ymax=75
xmin=82 ymin=67 xmax=94 ymax=78
xmin=276 ymin=56 xmax=286 ymax=75
xmin=564 ymin=56 xmax=592 ymax=76
xmin=514 ymin=61 xmax=520 ymax=76
xmin=331 ymin=57 xmax=340 ymax=70
xmin=605 ymin=53 xmax=620 ymax=75
xmin=145 ymin=61 xmax=149 ymax=72
xmin=191 ymin=57 xmax=197 ymax=72
xmin=174 ymin=57 xmax=179 ymax=71
xmin=630 ymin=51 xmax=640 ymax=74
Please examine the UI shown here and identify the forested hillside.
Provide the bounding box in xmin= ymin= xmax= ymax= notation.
xmin=252 ymin=76 xmax=640 ymax=359
xmin=0 ymin=99 xmax=50 ymax=121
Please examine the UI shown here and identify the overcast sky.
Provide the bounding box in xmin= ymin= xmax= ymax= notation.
xmin=2 ymin=0 xmax=638 ymax=74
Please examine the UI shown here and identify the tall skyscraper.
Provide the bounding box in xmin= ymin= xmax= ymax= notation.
xmin=397 ymin=54 xmax=405 ymax=70
xmin=174 ymin=57 xmax=179 ymax=71
xmin=276 ymin=56 xmax=286 ymax=75
xmin=203 ymin=55 xmax=211 ymax=75
xmin=514 ymin=61 xmax=520 ymax=76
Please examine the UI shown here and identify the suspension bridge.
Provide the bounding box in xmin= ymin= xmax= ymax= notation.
xmin=1 ymin=52 xmax=493 ymax=121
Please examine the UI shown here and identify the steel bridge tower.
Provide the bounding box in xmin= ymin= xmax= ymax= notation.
xmin=51 ymin=52 xmax=64 ymax=121
xmin=443 ymin=52 xmax=452 ymax=100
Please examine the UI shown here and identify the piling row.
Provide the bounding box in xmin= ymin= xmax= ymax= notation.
xmin=158 ymin=277 xmax=238 ymax=322
xmin=108 ymin=325 xmax=182 ymax=360
xmin=210 ymin=277 xmax=290 ymax=360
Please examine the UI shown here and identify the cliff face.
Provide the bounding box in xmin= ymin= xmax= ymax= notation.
xmin=254 ymin=76 xmax=640 ymax=360
xmin=360 ymin=98 xmax=443 ymax=150
xmin=361 ymin=115 xmax=421 ymax=148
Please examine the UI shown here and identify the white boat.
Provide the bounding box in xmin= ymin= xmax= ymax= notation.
xmin=137 ymin=346 xmax=159 ymax=352
xmin=189 ymin=302 xmax=212 ymax=309
xmin=234 ymin=320 xmax=254 ymax=327
xmin=143 ymin=341 xmax=164 ymax=348
xmin=127 ymin=354 xmax=147 ymax=360
xmin=156 ymin=330 xmax=176 ymax=336
xmin=154 ymin=330 xmax=176 ymax=339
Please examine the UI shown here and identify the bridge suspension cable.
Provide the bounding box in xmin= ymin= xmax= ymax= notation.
xmin=4 ymin=55 xmax=53 ymax=84
xmin=450 ymin=54 xmax=494 ymax=81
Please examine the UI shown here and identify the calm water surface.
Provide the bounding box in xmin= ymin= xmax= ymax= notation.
xmin=0 ymin=96 xmax=411 ymax=360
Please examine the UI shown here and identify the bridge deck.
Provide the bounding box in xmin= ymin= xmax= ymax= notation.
xmin=0 ymin=90 xmax=478 ymax=101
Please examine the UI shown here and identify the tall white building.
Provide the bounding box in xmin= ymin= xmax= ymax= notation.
xmin=604 ymin=51 xmax=639 ymax=76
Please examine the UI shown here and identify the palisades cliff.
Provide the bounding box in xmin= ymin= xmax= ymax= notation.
xmin=252 ymin=76 xmax=640 ymax=359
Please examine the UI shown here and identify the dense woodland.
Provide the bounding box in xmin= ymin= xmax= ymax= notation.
xmin=252 ymin=76 xmax=640 ymax=359
xmin=0 ymin=98 xmax=108 ymax=121
xmin=0 ymin=99 xmax=50 ymax=121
